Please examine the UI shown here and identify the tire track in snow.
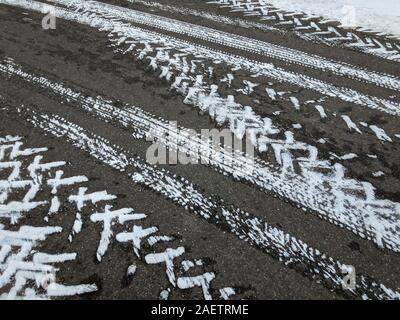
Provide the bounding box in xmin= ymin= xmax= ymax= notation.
xmin=0 ymin=136 xmax=228 ymax=300
xmin=125 ymin=0 xmax=282 ymax=33
xmin=205 ymin=0 xmax=400 ymax=62
xmin=56 ymin=0 xmax=400 ymax=92
xmin=5 ymin=105 xmax=399 ymax=300
xmin=0 ymin=224 xmax=97 ymax=299
xmin=2 ymin=58 xmax=400 ymax=253
xmin=0 ymin=136 xmax=98 ymax=299
xmin=3 ymin=0 xmax=400 ymax=116
xmin=4 ymin=0 xmax=398 ymax=154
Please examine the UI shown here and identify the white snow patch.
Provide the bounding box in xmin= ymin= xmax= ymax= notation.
xmin=372 ymin=171 xmax=385 ymax=177
xmin=342 ymin=115 xmax=362 ymax=134
xmin=370 ymin=125 xmax=393 ymax=142
xmin=46 ymin=283 xmax=97 ymax=297
xmin=266 ymin=88 xmax=277 ymax=101
xmin=265 ymin=0 xmax=400 ymax=38
xmin=341 ymin=153 xmax=358 ymax=160
xmin=68 ymin=212 xmax=82 ymax=242
xmin=118 ymin=225 xmax=159 ymax=258
xmin=289 ymin=97 xmax=300 ymax=110
xmin=331 ymin=153 xmax=358 ymax=160
xmin=177 ymin=272 xmax=215 ymax=300
xmin=159 ymin=289 xmax=170 ymax=300
xmin=91 ymin=206 xmax=145 ymax=261
xmin=220 ymin=287 xmax=236 ymax=300
xmin=181 ymin=260 xmax=195 ymax=272
xmin=315 ymin=105 xmax=327 ymax=119
xmin=127 ymin=264 xmax=137 ymax=276
xmin=69 ymin=187 xmax=116 ymax=211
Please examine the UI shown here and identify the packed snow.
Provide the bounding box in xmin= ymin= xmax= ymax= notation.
xmin=266 ymin=0 xmax=400 ymax=37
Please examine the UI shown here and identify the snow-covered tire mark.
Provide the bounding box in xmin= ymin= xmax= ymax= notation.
xmin=125 ymin=0 xmax=282 ymax=33
xmin=5 ymin=0 xmax=400 ymax=147
xmin=89 ymin=204 xmax=233 ymax=300
xmin=0 ymin=135 xmax=230 ymax=300
xmin=205 ymin=0 xmax=400 ymax=62
xmin=0 ymin=140 xmax=49 ymax=223
xmin=3 ymin=0 xmax=400 ymax=116
xmin=0 ymin=224 xmax=98 ymax=299
xmin=109 ymin=43 xmax=398 ymax=146
xmin=2 ymin=58 xmax=400 ymax=253
xmin=7 ymin=106 xmax=400 ymax=300
xmin=0 ymin=137 xmax=98 ymax=299
xmin=54 ymin=0 xmax=400 ymax=92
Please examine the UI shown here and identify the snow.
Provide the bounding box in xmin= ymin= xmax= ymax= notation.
xmin=47 ymin=170 xmax=88 ymax=194
xmin=2 ymin=0 xmax=400 ymax=298
xmin=159 ymin=289 xmax=170 ymax=300
xmin=341 ymin=115 xmax=362 ymax=134
xmin=1 ymin=134 xmax=231 ymax=300
xmin=177 ymin=272 xmax=215 ymax=300
xmin=266 ymin=88 xmax=277 ymax=100
xmin=48 ymin=196 xmax=60 ymax=216
xmin=147 ymin=235 xmax=174 ymax=246
xmin=0 ymin=225 xmax=97 ymax=299
xmin=145 ymin=247 xmax=185 ymax=286
xmin=91 ymin=206 xmax=146 ymax=261
xmin=181 ymin=260 xmax=195 ymax=272
xmin=68 ymin=212 xmax=82 ymax=242
xmin=14 ymin=108 xmax=400 ymax=299
xmin=289 ymin=96 xmax=300 ymax=110
xmin=331 ymin=153 xmax=358 ymax=160
xmin=68 ymin=187 xmax=117 ymax=211
xmin=3 ymin=32 xmax=400 ymax=254
xmin=220 ymin=287 xmax=236 ymax=300
xmin=46 ymin=283 xmax=98 ymax=297
xmin=0 ymin=201 xmax=47 ymax=222
xmin=17 ymin=0 xmax=399 ymax=114
xmin=236 ymin=80 xmax=259 ymax=95
xmin=266 ymin=0 xmax=400 ymax=38
xmin=33 ymin=253 xmax=76 ymax=264
xmin=118 ymin=226 xmax=159 ymax=258
xmin=315 ymin=105 xmax=327 ymax=119
xmin=370 ymin=125 xmax=393 ymax=142
xmin=373 ymin=171 xmax=385 ymax=177
xmin=126 ymin=264 xmax=137 ymax=276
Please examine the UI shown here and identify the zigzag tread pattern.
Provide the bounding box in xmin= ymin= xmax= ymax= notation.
xmin=0 ymin=135 xmax=234 ymax=300
xmin=207 ymin=0 xmax=400 ymax=62
xmin=14 ymin=109 xmax=400 ymax=300
xmin=1 ymin=58 xmax=400 ymax=253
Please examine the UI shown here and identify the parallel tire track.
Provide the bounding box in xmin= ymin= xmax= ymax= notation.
xmin=206 ymin=0 xmax=400 ymax=62
xmin=56 ymin=0 xmax=400 ymax=92
xmin=2 ymin=59 xmax=400 ymax=253
xmin=4 ymin=104 xmax=399 ymax=300
xmin=0 ymin=136 xmax=226 ymax=300
xmin=3 ymin=0 xmax=400 ymax=116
